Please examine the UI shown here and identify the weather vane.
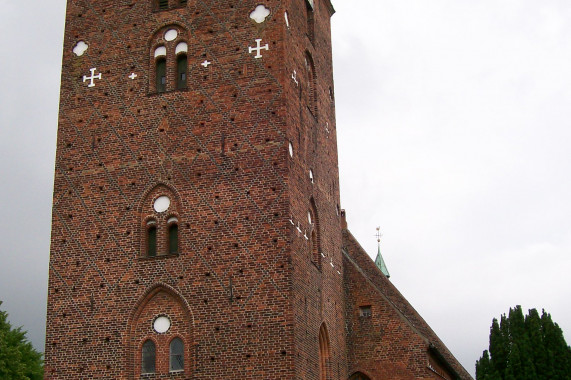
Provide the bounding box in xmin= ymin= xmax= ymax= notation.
xmin=375 ymin=227 xmax=382 ymax=244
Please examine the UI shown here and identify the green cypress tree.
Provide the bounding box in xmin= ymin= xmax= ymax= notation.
xmin=476 ymin=306 xmax=571 ymax=380
xmin=476 ymin=350 xmax=501 ymax=380
xmin=541 ymin=310 xmax=571 ymax=380
xmin=525 ymin=308 xmax=548 ymax=377
xmin=489 ymin=317 xmax=508 ymax=376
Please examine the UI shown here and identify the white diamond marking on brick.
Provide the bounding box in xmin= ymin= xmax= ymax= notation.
xmin=249 ymin=39 xmax=269 ymax=59
xmin=83 ymin=68 xmax=102 ymax=88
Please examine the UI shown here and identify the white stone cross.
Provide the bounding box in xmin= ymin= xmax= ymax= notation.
xmin=129 ymin=72 xmax=137 ymax=80
xmin=201 ymin=60 xmax=212 ymax=68
xmin=249 ymin=39 xmax=269 ymax=59
xmin=83 ymin=68 xmax=102 ymax=88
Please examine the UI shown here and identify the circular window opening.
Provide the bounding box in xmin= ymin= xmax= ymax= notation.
xmin=153 ymin=196 xmax=171 ymax=213
xmin=153 ymin=316 xmax=171 ymax=333
xmin=165 ymin=29 xmax=178 ymax=41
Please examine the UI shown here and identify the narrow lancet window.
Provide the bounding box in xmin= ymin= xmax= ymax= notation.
xmin=156 ymin=58 xmax=167 ymax=93
xmin=168 ymin=218 xmax=179 ymax=254
xmin=158 ymin=0 xmax=168 ymax=10
xmin=142 ymin=340 xmax=156 ymax=374
xmin=147 ymin=223 xmax=157 ymax=257
xmin=176 ymin=54 xmax=188 ymax=90
xmin=170 ymin=337 xmax=184 ymax=371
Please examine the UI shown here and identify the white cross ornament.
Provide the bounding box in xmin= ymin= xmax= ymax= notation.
xmin=83 ymin=68 xmax=102 ymax=88
xmin=292 ymin=70 xmax=299 ymax=86
xmin=201 ymin=60 xmax=212 ymax=68
xmin=249 ymin=38 xmax=269 ymax=59
xmin=129 ymin=73 xmax=137 ymax=80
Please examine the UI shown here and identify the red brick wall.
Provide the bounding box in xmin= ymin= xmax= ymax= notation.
xmin=282 ymin=0 xmax=347 ymax=379
xmin=343 ymin=229 xmax=471 ymax=380
xmin=45 ymin=0 xmax=341 ymax=379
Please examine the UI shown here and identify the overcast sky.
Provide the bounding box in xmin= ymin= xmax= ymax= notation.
xmin=1 ymin=0 xmax=570 ymax=377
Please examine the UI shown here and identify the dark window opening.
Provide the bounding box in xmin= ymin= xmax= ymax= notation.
xmin=170 ymin=338 xmax=184 ymax=371
xmin=156 ymin=58 xmax=167 ymax=93
xmin=179 ymin=0 xmax=187 ymax=5
xmin=311 ymin=230 xmax=318 ymax=259
xmin=349 ymin=372 xmax=372 ymax=380
xmin=306 ymin=1 xmax=315 ymax=44
xmin=147 ymin=225 xmax=157 ymax=257
xmin=142 ymin=340 xmax=156 ymax=374
xmin=158 ymin=0 xmax=169 ymax=10
xmin=359 ymin=306 xmax=372 ymax=318
xmin=176 ymin=55 xmax=188 ymax=90
xmin=168 ymin=223 xmax=178 ymax=254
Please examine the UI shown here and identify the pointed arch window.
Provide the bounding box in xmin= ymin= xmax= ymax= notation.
xmin=306 ymin=0 xmax=315 ymax=44
xmin=167 ymin=217 xmax=179 ymax=254
xmin=319 ymin=324 xmax=330 ymax=380
xmin=170 ymin=337 xmax=184 ymax=371
xmin=309 ymin=198 xmax=322 ymax=266
xmin=142 ymin=340 xmax=156 ymax=374
xmin=305 ymin=52 xmax=317 ymax=118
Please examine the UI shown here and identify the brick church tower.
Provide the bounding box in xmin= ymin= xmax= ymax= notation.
xmin=45 ymin=1 xmax=473 ymax=379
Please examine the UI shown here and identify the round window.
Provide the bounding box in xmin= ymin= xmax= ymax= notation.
xmin=153 ymin=196 xmax=171 ymax=213
xmin=153 ymin=316 xmax=171 ymax=333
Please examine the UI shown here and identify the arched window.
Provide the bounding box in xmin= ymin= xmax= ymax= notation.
xmin=146 ymin=221 xmax=157 ymax=257
xmin=140 ymin=185 xmax=182 ymax=257
xmin=176 ymin=54 xmax=187 ymax=89
xmin=305 ymin=53 xmax=317 ymax=117
xmin=170 ymin=337 xmax=184 ymax=371
xmin=306 ymin=0 xmax=315 ymax=44
xmin=319 ymin=323 xmax=330 ymax=380
xmin=309 ymin=198 xmax=321 ymax=266
xmin=156 ymin=57 xmax=167 ymax=93
xmin=142 ymin=340 xmax=156 ymax=374
xmin=150 ymin=27 xmax=188 ymax=93
xmin=349 ymin=372 xmax=371 ymax=380
xmin=167 ymin=217 xmax=179 ymax=254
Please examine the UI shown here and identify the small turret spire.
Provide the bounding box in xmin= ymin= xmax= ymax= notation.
xmin=374 ymin=227 xmax=390 ymax=278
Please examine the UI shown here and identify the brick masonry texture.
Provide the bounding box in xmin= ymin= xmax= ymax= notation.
xmin=45 ymin=0 xmax=472 ymax=379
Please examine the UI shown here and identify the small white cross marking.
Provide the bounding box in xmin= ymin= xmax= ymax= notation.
xmin=292 ymin=70 xmax=299 ymax=86
xmin=201 ymin=60 xmax=212 ymax=68
xmin=83 ymin=68 xmax=102 ymax=88
xmin=249 ymin=38 xmax=269 ymax=59
xmin=129 ymin=73 xmax=137 ymax=80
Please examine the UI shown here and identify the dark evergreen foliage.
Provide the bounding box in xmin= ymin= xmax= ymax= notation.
xmin=0 ymin=301 xmax=44 ymax=380
xmin=476 ymin=306 xmax=571 ymax=380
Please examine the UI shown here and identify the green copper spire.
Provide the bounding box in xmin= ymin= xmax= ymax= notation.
xmin=375 ymin=227 xmax=390 ymax=278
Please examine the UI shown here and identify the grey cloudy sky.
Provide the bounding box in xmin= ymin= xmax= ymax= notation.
xmin=1 ymin=0 xmax=570 ymax=377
